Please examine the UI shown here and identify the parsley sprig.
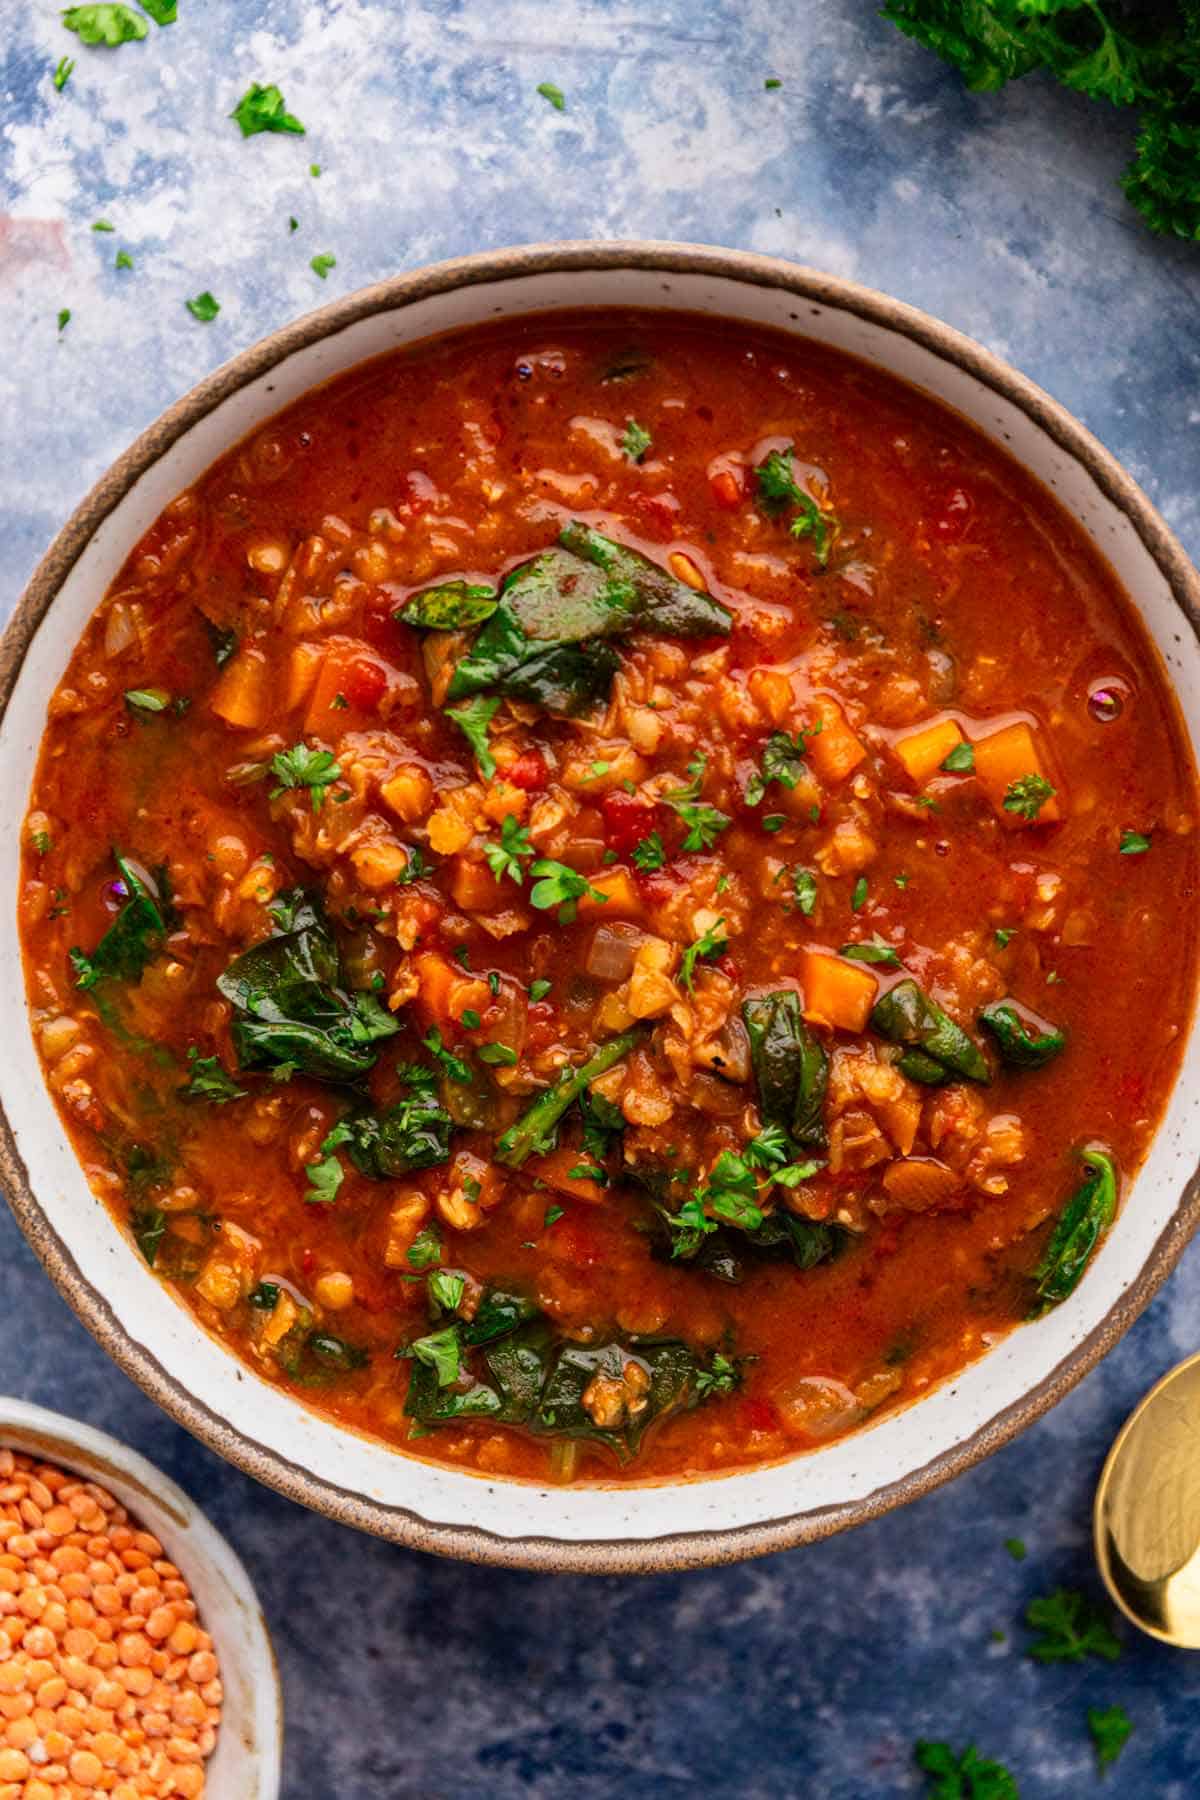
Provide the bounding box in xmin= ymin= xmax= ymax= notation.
xmin=1024 ymin=1588 xmax=1121 ymax=1664
xmin=1003 ymin=773 xmax=1056 ymax=822
xmin=663 ymin=754 xmax=730 ymax=852
xmin=483 ymin=815 xmax=534 ymax=885
xmin=528 ymin=859 xmax=607 ymax=924
xmin=679 ymin=917 xmax=727 ymax=994
xmin=754 ymin=446 xmax=837 ymax=565
xmin=269 ymin=743 xmax=342 ymax=812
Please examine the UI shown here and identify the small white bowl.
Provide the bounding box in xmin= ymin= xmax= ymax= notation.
xmin=0 ymin=1398 xmax=282 ymax=1799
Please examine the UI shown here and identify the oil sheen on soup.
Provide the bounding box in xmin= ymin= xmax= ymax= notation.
xmin=20 ymin=313 xmax=1199 ymax=1484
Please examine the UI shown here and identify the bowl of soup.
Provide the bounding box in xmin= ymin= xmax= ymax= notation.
xmin=2 ymin=242 xmax=1198 ymax=1571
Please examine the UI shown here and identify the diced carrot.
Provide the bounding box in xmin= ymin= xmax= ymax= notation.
xmin=892 ymin=717 xmax=964 ymax=786
xmin=414 ymin=951 xmax=489 ymax=1027
xmin=380 ymin=764 xmax=433 ymax=825
xmin=576 ymin=867 xmax=642 ymax=918
xmin=285 ymin=642 xmax=324 ymax=712
xmin=808 ymin=696 xmax=867 ymax=786
xmin=973 ymin=721 xmax=1062 ymax=824
xmin=449 ymin=857 xmax=507 ymax=913
xmin=210 ymin=645 xmax=269 ymax=729
xmin=528 ymin=1148 xmax=609 ymax=1205
xmin=801 ymin=949 xmax=878 ymax=1033
xmin=303 ymin=640 xmax=389 ymax=737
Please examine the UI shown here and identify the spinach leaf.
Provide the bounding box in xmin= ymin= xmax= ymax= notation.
xmin=743 ymin=990 xmax=828 ymax=1148
xmin=71 ymin=853 xmax=166 ymax=991
xmin=341 ymin=1091 xmax=453 ymax=1177
xmin=1030 ymin=1148 xmax=1117 ymax=1316
xmin=130 ymin=1205 xmax=166 ymax=1267
xmin=276 ymin=1318 xmax=369 ymax=1385
xmin=558 ymin=520 xmax=731 ymax=637
xmin=870 ymin=978 xmax=990 ymax=1084
xmin=495 ymin=1030 xmax=641 ymax=1167
xmin=216 ymin=888 xmax=399 ymax=1082
xmin=979 ymin=999 xmax=1066 ymax=1069
xmin=399 ymin=580 xmax=499 ymax=630
xmin=444 ymin=526 xmax=731 ymax=716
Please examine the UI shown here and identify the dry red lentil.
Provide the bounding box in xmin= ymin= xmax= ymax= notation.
xmin=0 ymin=1449 xmax=220 ymax=1797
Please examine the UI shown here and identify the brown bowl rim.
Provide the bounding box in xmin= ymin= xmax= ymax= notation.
xmin=2 ymin=238 xmax=1199 ymax=1575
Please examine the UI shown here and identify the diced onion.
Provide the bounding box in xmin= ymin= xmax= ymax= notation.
xmin=585 ymin=923 xmax=642 ymax=983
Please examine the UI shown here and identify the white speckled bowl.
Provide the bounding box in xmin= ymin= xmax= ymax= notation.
xmin=1 ymin=242 xmax=1199 ymax=1573
xmin=0 ymin=1398 xmax=282 ymax=1796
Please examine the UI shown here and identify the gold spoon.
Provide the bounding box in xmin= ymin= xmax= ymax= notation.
xmin=1095 ymin=1349 xmax=1200 ymax=1648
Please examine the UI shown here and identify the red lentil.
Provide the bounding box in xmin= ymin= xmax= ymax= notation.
xmin=0 ymin=1450 xmax=219 ymax=1796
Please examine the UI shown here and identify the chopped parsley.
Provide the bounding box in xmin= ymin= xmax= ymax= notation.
xmin=1024 ymin=1588 xmax=1120 ymax=1664
xmin=850 ymin=874 xmax=868 ymax=912
xmin=914 ymin=1740 xmax=1017 ymax=1800
xmin=536 ymin=81 xmax=566 ymax=110
xmin=631 ymin=832 xmax=666 ymax=872
xmin=231 ymin=82 xmax=305 ymax=138
xmin=269 ymin=743 xmax=342 ymax=811
xmin=745 ymin=727 xmax=817 ymax=807
xmin=395 ymin=846 xmax=431 ymax=886
xmin=404 ymin=1324 xmax=463 ymax=1388
xmin=620 ymin=419 xmax=652 ymax=463
xmin=995 ymin=927 xmax=1016 ymax=949
xmin=679 ymin=917 xmax=727 ymax=994
xmin=63 ymin=6 xmax=147 ymax=46
xmin=478 ymin=1042 xmax=518 ymax=1067
xmin=460 ymin=1009 xmax=481 ymax=1030
xmin=422 ymin=1027 xmax=472 ymax=1086
xmin=310 ymin=253 xmax=337 ymax=280
xmin=428 ymin=1269 xmax=466 ymax=1314
xmin=30 ymin=831 xmax=53 ymax=855
xmin=839 ymin=938 xmax=901 ymax=968
xmin=54 ymin=55 xmax=75 ymax=90
xmin=57 ymin=309 xmax=71 ymax=333
xmin=1119 ymin=829 xmax=1151 ymax=855
xmin=484 ymin=814 xmax=534 ymax=885
xmin=138 ymin=0 xmax=176 ymax=21
xmin=1088 ymin=1704 xmax=1132 ymax=1769
xmin=92 ymin=219 xmax=115 ymax=232
xmin=1003 ymin=1536 xmax=1026 ymax=1562
xmin=1003 ymin=773 xmax=1055 ymax=822
xmin=185 ymin=291 xmax=220 ymax=323
xmin=754 ymin=446 xmax=836 ymax=566
xmin=694 ymin=1351 xmax=741 ymax=1399
xmin=179 ymin=1049 xmax=246 ymax=1105
xmin=446 ymin=694 xmax=501 ymax=779
xmin=528 ymin=978 xmax=552 ymax=1002
xmin=124 ymin=687 xmax=169 ymax=713
xmin=663 ymin=759 xmax=730 ymax=852
xmin=304 ymin=1152 xmax=345 ymax=1206
xmin=793 ymin=867 xmax=818 ymax=915
xmin=941 ymin=740 xmax=975 ymax=772
xmin=115 ymin=249 xmax=134 ymax=270
xmin=764 ymin=77 xmax=782 ymax=90
xmin=544 ymin=1203 xmax=566 ymax=1226
xmin=528 ymin=859 xmax=606 ymax=924
xmin=406 ymin=1226 xmax=442 ymax=1270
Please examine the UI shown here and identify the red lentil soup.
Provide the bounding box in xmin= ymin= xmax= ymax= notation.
xmin=19 ymin=312 xmax=1199 ymax=1486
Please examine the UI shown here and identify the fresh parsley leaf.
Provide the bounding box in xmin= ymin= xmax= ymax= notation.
xmin=631 ymin=832 xmax=666 ymax=872
xmin=1088 ymin=1704 xmax=1132 ymax=1769
xmin=537 ymin=80 xmax=565 ymax=110
xmin=124 ymin=687 xmax=169 ymax=713
xmin=528 ymin=978 xmax=552 ymax=1002
xmin=483 ymin=814 xmax=534 ymax=885
xmin=680 ymin=917 xmax=727 ymax=995
xmin=185 ymin=291 xmax=220 ymax=322
xmin=544 ymin=1203 xmax=566 ymax=1226
xmin=30 ymin=831 xmax=53 ymax=855
xmin=693 ymin=1351 xmax=741 ymax=1400
xmin=269 ymin=743 xmax=342 ymax=812
xmin=428 ymin=1269 xmax=466 ymax=1313
xmin=92 ymin=219 xmax=115 ymax=232
xmin=851 ymin=874 xmax=868 ymax=912
xmin=138 ymin=0 xmax=176 ymax=22
xmin=914 ymin=1739 xmax=1018 ymax=1800
xmin=743 ymin=1122 xmax=792 ymax=1171
xmin=57 ymin=308 xmax=71 ymax=333
xmin=764 ymin=77 xmax=782 ymax=90
xmin=461 ymin=1008 xmax=481 ymax=1030
xmin=1003 ymin=773 xmax=1055 ymax=822
xmin=995 ymin=927 xmax=1016 ymax=949
xmin=130 ymin=1205 xmax=166 ymax=1267
xmin=115 ymin=249 xmax=133 ymax=270
xmin=793 ymin=867 xmax=818 ymax=915
xmin=839 ymin=938 xmax=901 ymax=967
xmin=666 ymin=796 xmax=730 ymax=853
xmin=310 ymin=252 xmax=336 ymax=280
xmin=231 ymin=82 xmax=305 ymax=138
xmin=54 ymin=55 xmax=75 ymax=89
xmin=478 ymin=1042 xmax=518 ymax=1067
xmin=63 ymin=6 xmax=147 ymax=47
xmin=446 ymin=694 xmax=501 ymax=779
xmin=941 ymin=740 xmax=974 ymax=772
xmin=754 ymin=446 xmax=836 ymax=565
xmin=179 ymin=1049 xmax=246 ymax=1105
xmin=620 ymin=419 xmax=652 ymax=463
xmin=1119 ymin=829 xmax=1151 ymax=855
xmin=1004 ymin=1537 xmax=1027 ymax=1562
xmin=404 ymin=1324 xmax=463 ymax=1387
xmin=1025 ymin=1588 xmax=1120 ymax=1664
xmin=406 ymin=1225 xmax=442 ymax=1270
xmin=528 ymin=858 xmax=606 ymax=924
xmin=304 ymin=1152 xmax=344 ymax=1206
xmin=697 ymin=1149 xmax=763 ymax=1232
xmin=761 ymin=814 xmax=785 ymax=833
xmin=745 ymin=728 xmax=816 ymax=806
xmin=395 ymin=845 xmax=431 ymax=886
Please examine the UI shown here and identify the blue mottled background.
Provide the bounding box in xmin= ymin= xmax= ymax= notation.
xmin=3 ymin=3 xmax=1200 ymax=1795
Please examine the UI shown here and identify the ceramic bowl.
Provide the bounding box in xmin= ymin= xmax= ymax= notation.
xmin=0 ymin=1397 xmax=282 ymax=1795
xmin=2 ymin=242 xmax=1198 ymax=1574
